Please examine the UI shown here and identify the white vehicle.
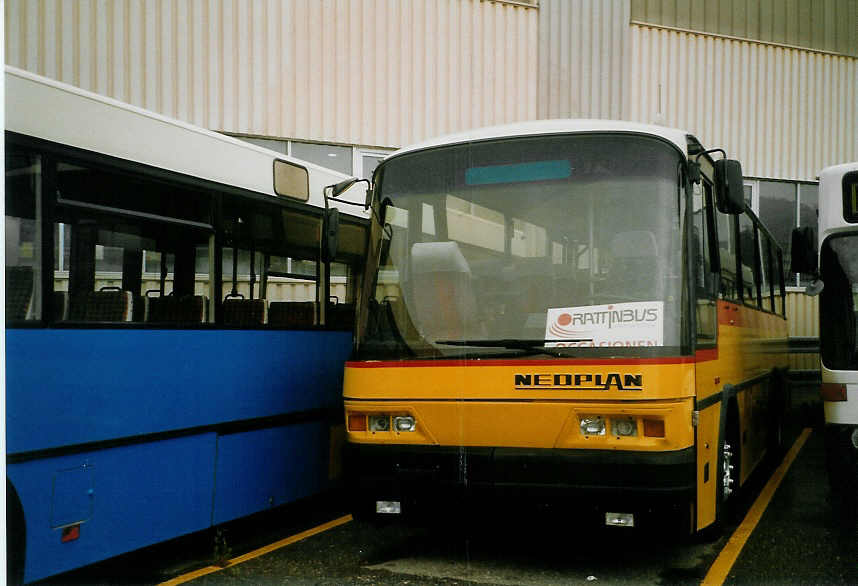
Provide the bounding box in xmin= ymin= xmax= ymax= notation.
xmin=793 ymin=162 xmax=858 ymax=511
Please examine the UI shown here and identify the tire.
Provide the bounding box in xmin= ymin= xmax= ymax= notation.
xmin=825 ymin=426 xmax=858 ymax=520
xmin=767 ymin=375 xmax=788 ymax=462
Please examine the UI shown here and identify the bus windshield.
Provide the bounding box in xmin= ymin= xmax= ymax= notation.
xmin=360 ymin=134 xmax=688 ymax=360
xmin=820 ymin=234 xmax=858 ymax=370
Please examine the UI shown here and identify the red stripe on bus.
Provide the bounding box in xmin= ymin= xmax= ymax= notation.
xmin=695 ymin=348 xmax=719 ymax=362
xmin=346 ymin=356 xmax=703 ymax=368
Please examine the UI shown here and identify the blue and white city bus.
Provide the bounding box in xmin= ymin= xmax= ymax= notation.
xmin=4 ymin=66 xmax=368 ymax=583
xmin=792 ymin=162 xmax=858 ymax=514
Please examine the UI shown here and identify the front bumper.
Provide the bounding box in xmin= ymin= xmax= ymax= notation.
xmin=346 ymin=443 xmax=696 ymax=520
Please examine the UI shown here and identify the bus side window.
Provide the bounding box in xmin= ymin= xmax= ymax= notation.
xmin=759 ymin=235 xmax=774 ymax=312
xmin=55 ymin=160 xmax=214 ymax=325
xmin=222 ymin=203 xmax=322 ymax=329
xmin=693 ymin=182 xmax=717 ymax=342
xmin=738 ymin=213 xmax=759 ymax=307
xmin=5 ymin=149 xmax=42 ymax=322
xmin=716 ymin=210 xmax=739 ymax=300
xmin=328 ymin=221 xmax=367 ymax=330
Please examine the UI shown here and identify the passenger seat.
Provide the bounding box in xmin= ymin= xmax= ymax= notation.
xmin=223 ymin=298 xmax=267 ymax=326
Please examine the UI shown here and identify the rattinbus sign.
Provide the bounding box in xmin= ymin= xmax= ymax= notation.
xmin=545 ymin=301 xmax=664 ymax=347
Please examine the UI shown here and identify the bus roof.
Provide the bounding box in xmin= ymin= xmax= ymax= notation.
xmin=5 ymin=66 xmax=366 ymax=215
xmin=386 ymin=119 xmax=692 ymax=160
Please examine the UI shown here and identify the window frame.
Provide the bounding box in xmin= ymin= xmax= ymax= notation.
xmin=5 ymin=131 xmax=369 ymax=331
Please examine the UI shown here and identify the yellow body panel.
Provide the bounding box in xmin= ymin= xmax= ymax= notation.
xmin=345 ymin=361 xmax=696 ymax=402
xmin=346 ymin=398 xmax=695 ymax=452
xmin=345 ymin=300 xmax=789 ymax=533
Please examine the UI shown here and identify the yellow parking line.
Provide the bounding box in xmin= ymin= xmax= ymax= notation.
xmin=159 ymin=514 xmax=353 ymax=585
xmin=701 ymin=428 xmax=812 ymax=586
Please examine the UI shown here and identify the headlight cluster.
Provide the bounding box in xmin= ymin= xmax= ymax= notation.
xmin=348 ymin=413 xmax=417 ymax=433
xmin=579 ymin=415 xmax=665 ymax=438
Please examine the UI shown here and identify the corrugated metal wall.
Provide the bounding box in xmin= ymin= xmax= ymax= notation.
xmin=628 ymin=24 xmax=858 ymax=181
xmin=786 ymin=291 xmax=820 ymax=370
xmin=537 ymin=0 xmax=631 ymax=119
xmin=630 ymin=0 xmax=858 ymax=57
xmin=4 ymin=0 xmax=538 ymax=149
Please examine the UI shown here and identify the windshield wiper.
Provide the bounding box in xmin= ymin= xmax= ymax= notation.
xmin=434 ymin=338 xmax=591 ymax=358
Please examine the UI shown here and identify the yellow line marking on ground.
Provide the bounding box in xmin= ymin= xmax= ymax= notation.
xmin=701 ymin=428 xmax=812 ymax=586
xmin=159 ymin=514 xmax=353 ymax=585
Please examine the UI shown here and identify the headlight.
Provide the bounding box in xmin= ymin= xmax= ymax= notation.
xmin=579 ymin=415 xmax=606 ymax=436
xmin=368 ymin=415 xmax=390 ymax=432
xmin=611 ymin=417 xmax=637 ymax=437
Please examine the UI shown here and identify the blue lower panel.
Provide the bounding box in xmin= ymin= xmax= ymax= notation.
xmin=213 ymin=422 xmax=330 ymax=525
xmin=8 ymin=434 xmax=217 ymax=583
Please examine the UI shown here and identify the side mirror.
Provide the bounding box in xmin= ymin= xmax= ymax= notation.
xmin=323 ymin=207 xmax=340 ymax=262
xmin=330 ymin=178 xmax=358 ymax=199
xmin=790 ymin=226 xmax=817 ymax=274
xmin=790 ymin=226 xmax=823 ymax=296
xmin=713 ymin=159 xmax=745 ymax=215
xmin=328 ymin=177 xmax=372 ymax=210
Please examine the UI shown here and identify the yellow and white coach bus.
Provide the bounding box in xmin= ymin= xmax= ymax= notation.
xmin=337 ymin=120 xmax=789 ymax=534
xmin=793 ymin=162 xmax=858 ymax=514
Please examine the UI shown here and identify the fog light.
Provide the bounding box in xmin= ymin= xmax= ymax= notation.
xmin=580 ymin=416 xmax=606 ymax=436
xmin=376 ymin=500 xmax=401 ymax=514
xmin=851 ymin=428 xmax=858 ymax=449
xmin=369 ymin=415 xmax=390 ymax=432
xmin=393 ymin=416 xmax=416 ymax=432
xmin=612 ymin=417 xmax=637 ymax=437
xmin=605 ymin=512 xmax=634 ymax=527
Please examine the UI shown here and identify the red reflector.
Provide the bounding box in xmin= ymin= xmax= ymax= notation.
xmin=643 ymin=419 xmax=665 ymax=438
xmin=61 ymin=525 xmax=80 ymax=543
xmin=820 ymin=383 xmax=847 ymax=402
xmin=348 ymin=414 xmax=367 ymax=431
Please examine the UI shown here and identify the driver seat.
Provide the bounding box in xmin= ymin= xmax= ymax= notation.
xmin=603 ymin=230 xmax=661 ymax=301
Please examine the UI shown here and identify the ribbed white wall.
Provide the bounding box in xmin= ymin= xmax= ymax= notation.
xmin=537 ymin=0 xmax=631 ymax=120
xmin=5 ymin=0 xmax=538 ymax=149
xmin=629 ymin=24 xmax=858 ymax=181
xmin=786 ymin=290 xmax=819 ymax=370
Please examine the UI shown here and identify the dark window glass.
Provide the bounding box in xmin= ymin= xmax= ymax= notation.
xmin=758 ymin=180 xmax=795 ymax=288
xmin=798 ymin=184 xmax=819 ymax=286
xmin=328 ymin=222 xmax=367 ymax=330
xmin=5 ymin=149 xmax=42 ymax=322
xmin=819 ymin=235 xmax=858 ymax=370
xmin=220 ymin=199 xmax=320 ymax=327
xmin=56 ymin=162 xmax=212 ymax=225
xmin=693 ymin=182 xmax=717 ymax=342
xmin=362 ymin=134 xmax=687 ymax=360
xmin=717 ymin=212 xmax=739 ymax=300
xmin=841 ymin=171 xmax=858 ymax=222
xmin=55 ymin=160 xmax=214 ymax=324
xmin=739 ymin=214 xmax=758 ymax=306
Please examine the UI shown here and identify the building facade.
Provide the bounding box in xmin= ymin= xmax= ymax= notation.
xmin=6 ymin=0 xmax=857 ymax=348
